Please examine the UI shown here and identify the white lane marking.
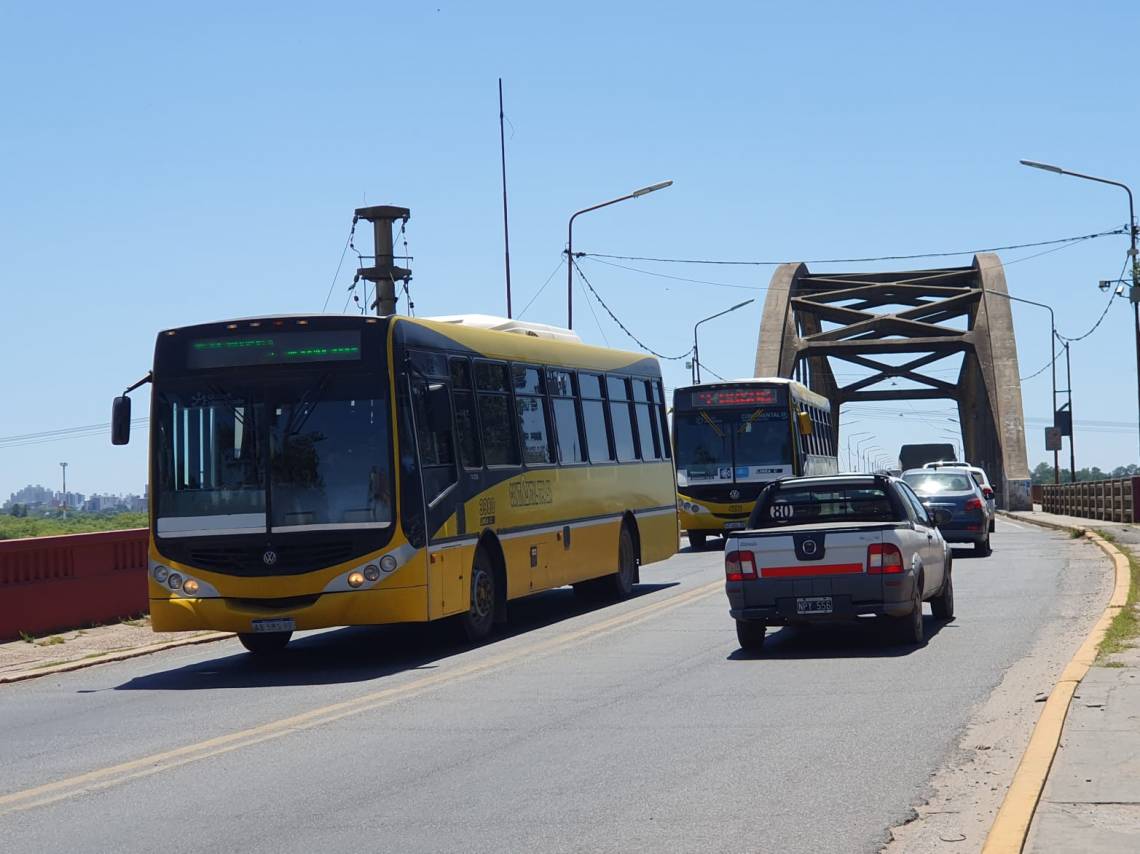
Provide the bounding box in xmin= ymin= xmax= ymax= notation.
xmin=996 ymin=517 xmax=1030 ymax=531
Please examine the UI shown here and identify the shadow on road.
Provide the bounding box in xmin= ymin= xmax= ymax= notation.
xmin=950 ymin=546 xmax=993 ymax=560
xmin=113 ymin=582 xmax=679 ymax=692
xmin=726 ymin=615 xmax=952 ymax=661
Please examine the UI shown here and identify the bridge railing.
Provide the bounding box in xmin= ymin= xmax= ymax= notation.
xmin=0 ymin=529 xmax=148 ymax=641
xmin=1040 ymin=477 xmax=1140 ymax=523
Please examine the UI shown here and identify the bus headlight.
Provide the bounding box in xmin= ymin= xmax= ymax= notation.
xmin=347 ymin=571 xmax=365 ymax=588
xmin=167 ymin=573 xmax=184 ymax=590
xmin=363 ymin=565 xmax=380 ymax=582
xmin=182 ymin=579 xmax=200 ymax=596
xmin=380 ymin=555 xmax=398 ymax=573
xmin=153 ymin=565 xmax=169 ymax=583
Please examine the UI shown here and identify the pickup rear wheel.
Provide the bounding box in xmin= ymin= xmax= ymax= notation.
xmin=735 ymin=620 xmax=766 ymax=652
xmin=893 ymin=587 xmax=925 ymax=645
xmin=931 ymin=559 xmax=955 ymax=621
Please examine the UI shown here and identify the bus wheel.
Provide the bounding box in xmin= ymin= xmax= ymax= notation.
xmin=461 ymin=550 xmax=497 ymax=643
xmin=599 ymin=526 xmax=636 ymax=600
xmin=237 ymin=631 xmax=292 ymax=656
xmin=689 ymin=532 xmax=707 ymax=551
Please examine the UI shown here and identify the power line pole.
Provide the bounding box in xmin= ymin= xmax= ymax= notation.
xmin=355 ymin=206 xmax=411 ymax=316
xmin=59 ymin=461 xmax=68 ymax=518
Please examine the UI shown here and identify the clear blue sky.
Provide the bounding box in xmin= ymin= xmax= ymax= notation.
xmin=3 ymin=1 xmax=1138 ymax=499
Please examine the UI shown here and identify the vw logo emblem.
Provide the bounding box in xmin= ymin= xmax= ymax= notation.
xmin=729 ymin=489 xmax=741 ymax=500
xmin=802 ymin=540 xmax=818 ymax=556
xmin=262 ymin=550 xmax=278 ymax=566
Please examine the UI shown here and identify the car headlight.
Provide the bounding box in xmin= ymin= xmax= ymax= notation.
xmin=363 ymin=565 xmax=381 ymax=582
xmin=380 ymin=554 xmax=398 ymax=573
xmin=167 ymin=573 xmax=183 ymax=591
xmin=153 ymin=565 xmax=169 ymax=583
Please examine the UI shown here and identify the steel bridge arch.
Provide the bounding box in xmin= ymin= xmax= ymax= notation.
xmin=754 ymin=252 xmax=1031 ymax=509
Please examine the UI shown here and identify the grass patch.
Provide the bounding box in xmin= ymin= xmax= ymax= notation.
xmin=1098 ymin=540 xmax=1140 ymax=663
xmin=35 ymin=635 xmax=65 ymax=647
xmin=1070 ymin=528 xmax=1086 ymax=539
xmin=18 ymin=631 xmax=34 ymax=644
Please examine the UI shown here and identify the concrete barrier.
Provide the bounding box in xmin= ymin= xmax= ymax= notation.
xmin=1040 ymin=477 xmax=1140 ymax=523
xmin=0 ymin=529 xmax=148 ymax=640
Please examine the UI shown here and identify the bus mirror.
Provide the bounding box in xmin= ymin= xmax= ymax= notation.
xmin=797 ymin=411 xmax=813 ymax=435
xmin=111 ymin=396 xmax=132 ymax=445
xmin=426 ymin=383 xmax=452 ymax=433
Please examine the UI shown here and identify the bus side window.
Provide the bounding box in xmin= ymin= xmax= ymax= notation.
xmin=653 ymin=380 xmax=671 ymax=459
xmin=606 ymin=376 xmax=637 ymax=462
xmin=412 ymin=380 xmax=457 ymax=503
xmin=475 ymin=361 xmax=521 ymax=467
xmin=512 ymin=365 xmax=553 ymax=465
xmin=548 ymin=368 xmax=585 ymax=464
xmin=632 ymin=379 xmax=661 ymax=460
xmin=579 ymin=372 xmax=614 ymax=463
xmin=450 ymin=357 xmax=481 ymax=469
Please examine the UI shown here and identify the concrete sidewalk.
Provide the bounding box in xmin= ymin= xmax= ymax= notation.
xmin=0 ymin=617 xmax=227 ymax=683
xmin=1004 ymin=510 xmax=1140 ymax=853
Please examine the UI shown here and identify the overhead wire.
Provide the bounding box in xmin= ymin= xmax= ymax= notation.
xmin=579 ymin=226 xmax=1126 ymax=267
xmin=517 ymin=257 xmax=566 ymax=319
xmin=572 ymin=259 xmax=691 ymax=360
xmin=321 ymin=216 xmax=357 ymax=312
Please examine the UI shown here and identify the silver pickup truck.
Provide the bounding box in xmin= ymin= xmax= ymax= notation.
xmin=724 ymin=474 xmax=954 ymax=651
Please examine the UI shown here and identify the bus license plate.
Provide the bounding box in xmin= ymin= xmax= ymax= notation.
xmin=796 ymin=596 xmax=833 ymax=615
xmin=251 ymin=618 xmax=295 ymax=633
xmin=724 ymin=520 xmax=746 ymax=530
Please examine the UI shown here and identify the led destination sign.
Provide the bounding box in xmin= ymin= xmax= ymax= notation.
xmin=688 ymin=387 xmax=782 ymax=408
xmin=186 ymin=331 xmax=362 ymax=369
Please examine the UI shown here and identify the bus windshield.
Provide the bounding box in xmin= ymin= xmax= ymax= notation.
xmin=674 ymin=408 xmax=791 ymax=484
xmin=154 ymin=373 xmax=392 ymax=536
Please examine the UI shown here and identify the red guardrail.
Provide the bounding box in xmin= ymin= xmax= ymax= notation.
xmin=0 ymin=529 xmax=148 ymax=641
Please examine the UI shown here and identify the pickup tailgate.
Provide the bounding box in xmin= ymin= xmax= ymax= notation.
xmin=728 ymin=522 xmax=895 ymax=619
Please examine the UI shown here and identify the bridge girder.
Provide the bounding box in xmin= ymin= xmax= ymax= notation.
xmin=754 ymin=253 xmax=1031 ymax=509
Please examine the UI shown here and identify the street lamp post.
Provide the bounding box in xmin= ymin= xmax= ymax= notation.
xmin=864 ymin=445 xmax=883 ymax=473
xmin=59 ymin=461 xmax=68 ymax=519
xmin=983 ymin=288 xmax=1062 ymax=484
xmin=1020 ymin=159 xmax=1139 ymax=461
xmin=565 ymin=180 xmax=673 ymax=330
xmin=855 ymin=436 xmax=874 ymax=471
xmin=847 ymin=431 xmax=872 ymax=471
xmin=692 ymin=299 xmax=755 ymax=384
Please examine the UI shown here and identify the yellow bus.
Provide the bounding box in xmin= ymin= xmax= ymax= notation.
xmin=672 ymin=378 xmax=837 ymax=549
xmin=112 ymin=314 xmax=678 ymax=654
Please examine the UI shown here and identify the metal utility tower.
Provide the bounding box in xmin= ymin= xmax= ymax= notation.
xmin=354 ymin=206 xmax=411 ymax=316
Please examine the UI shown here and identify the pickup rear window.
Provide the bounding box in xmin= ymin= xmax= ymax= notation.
xmin=749 ymin=484 xmax=900 ymax=528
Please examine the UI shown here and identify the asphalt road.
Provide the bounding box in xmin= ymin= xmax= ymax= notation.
xmin=0 ymin=519 xmax=1108 ymax=853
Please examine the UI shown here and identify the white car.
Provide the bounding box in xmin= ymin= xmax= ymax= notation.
xmin=725 ymin=474 xmax=954 ymax=650
xmin=923 ymin=461 xmax=996 ymax=527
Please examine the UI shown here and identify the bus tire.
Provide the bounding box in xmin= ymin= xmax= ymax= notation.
xmin=598 ymin=525 xmax=637 ymax=600
xmin=238 ymin=631 xmax=292 ymax=656
xmin=460 ymin=549 xmax=497 ymax=643
xmin=689 ymin=532 xmax=707 ymax=551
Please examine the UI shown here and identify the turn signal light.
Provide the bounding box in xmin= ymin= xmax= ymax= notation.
xmin=867 ymin=543 xmax=904 ymax=574
xmin=725 ymin=550 xmax=758 ymax=582
xmin=182 ymin=579 xmax=200 ymax=595
xmin=347 ymin=571 xmax=365 ymax=588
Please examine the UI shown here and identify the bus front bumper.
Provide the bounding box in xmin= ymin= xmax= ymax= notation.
xmin=150 ymin=585 xmax=430 ymax=634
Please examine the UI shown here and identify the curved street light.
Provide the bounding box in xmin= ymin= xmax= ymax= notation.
xmin=1020 ymin=159 xmax=1138 ymax=459
xmin=846 ymin=431 xmax=872 ymax=471
xmin=565 ymin=180 xmax=673 ymax=329
xmin=693 ymin=299 xmax=755 ymax=384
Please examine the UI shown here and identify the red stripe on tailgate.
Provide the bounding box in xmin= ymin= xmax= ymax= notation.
xmin=760 ymin=563 xmax=864 ymax=578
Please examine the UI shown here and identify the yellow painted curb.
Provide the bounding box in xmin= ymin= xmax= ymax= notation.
xmin=0 ymin=632 xmax=234 ymax=684
xmin=981 ymin=525 xmax=1132 ymax=853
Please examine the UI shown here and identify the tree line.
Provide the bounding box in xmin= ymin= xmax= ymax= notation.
xmin=1031 ymin=462 xmax=1140 ymax=485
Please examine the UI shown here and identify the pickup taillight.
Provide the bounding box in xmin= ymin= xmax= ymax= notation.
xmin=867 ymin=543 xmax=904 ymax=574
xmin=725 ymin=549 xmax=757 ymax=581
xmin=964 ymin=497 xmax=983 ymax=511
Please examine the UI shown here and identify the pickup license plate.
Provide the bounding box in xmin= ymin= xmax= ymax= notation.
xmin=796 ymin=596 xmax=833 ymax=615
xmin=724 ymin=520 xmax=746 ymax=530
xmin=251 ymin=618 xmax=295 ymax=633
